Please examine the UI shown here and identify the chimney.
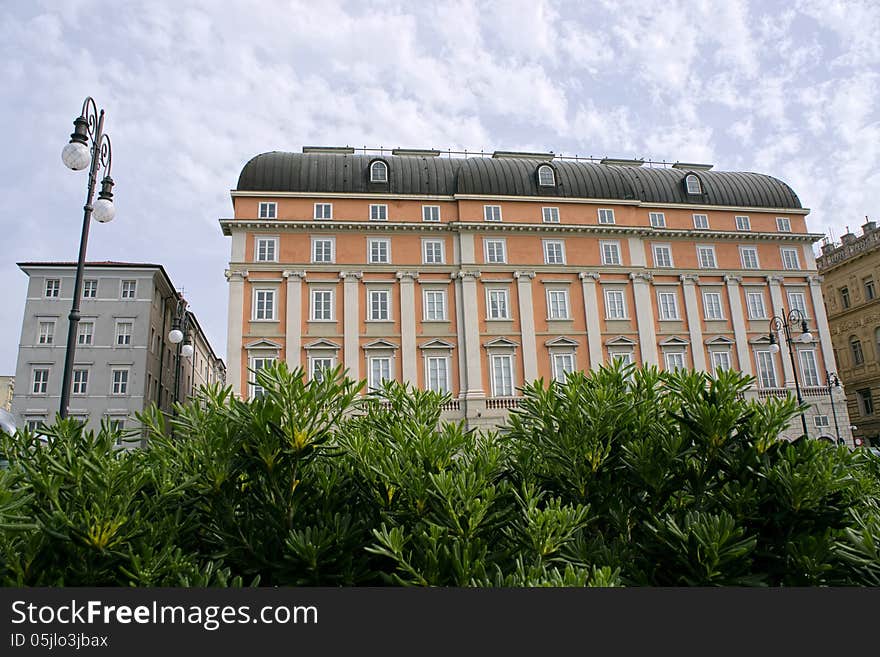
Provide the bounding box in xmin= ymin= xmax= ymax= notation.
xmin=841 ymin=225 xmax=857 ymax=244
xmin=862 ymin=215 xmax=877 ymax=234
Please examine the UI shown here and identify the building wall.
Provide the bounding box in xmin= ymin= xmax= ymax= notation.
xmin=0 ymin=376 xmax=13 ymax=411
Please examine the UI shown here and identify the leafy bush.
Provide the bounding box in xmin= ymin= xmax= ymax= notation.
xmin=1 ymin=362 xmax=878 ymax=587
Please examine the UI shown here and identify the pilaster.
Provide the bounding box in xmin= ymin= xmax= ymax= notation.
xmin=679 ymin=274 xmax=706 ymax=371
xmin=578 ymin=272 xmax=603 ymax=369
xmin=514 ymin=271 xmax=538 ymax=383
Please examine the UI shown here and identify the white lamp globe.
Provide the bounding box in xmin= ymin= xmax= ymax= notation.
xmin=800 ymin=331 xmax=813 ymax=343
xmin=769 ymin=342 xmax=780 ymax=354
xmin=168 ymin=329 xmax=184 ymax=344
xmin=92 ymin=198 xmax=116 ymax=223
xmin=181 ymin=343 xmax=194 ymax=358
xmin=62 ymin=141 xmax=90 ymax=170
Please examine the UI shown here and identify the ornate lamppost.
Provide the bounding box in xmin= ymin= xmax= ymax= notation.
xmin=59 ymin=97 xmax=116 ymax=419
xmin=168 ymin=294 xmax=194 ymax=407
xmin=825 ymin=371 xmax=842 ymax=444
xmin=767 ymin=307 xmax=813 ymax=438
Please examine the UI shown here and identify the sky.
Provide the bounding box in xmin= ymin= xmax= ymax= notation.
xmin=1 ymin=0 xmax=879 ymax=375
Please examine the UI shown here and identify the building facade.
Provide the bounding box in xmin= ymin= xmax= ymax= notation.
xmin=12 ymin=262 xmax=225 ymax=440
xmin=817 ymin=220 xmax=880 ymax=447
xmin=0 ymin=376 xmax=13 ymax=411
xmin=222 ymin=147 xmax=851 ymax=443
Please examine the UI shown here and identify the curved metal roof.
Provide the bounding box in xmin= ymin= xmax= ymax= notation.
xmin=236 ymin=152 xmax=802 ymax=209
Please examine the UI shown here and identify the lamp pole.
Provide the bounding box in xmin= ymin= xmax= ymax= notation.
xmin=58 ymin=97 xmax=116 ymax=419
xmin=768 ymin=307 xmax=812 ymax=439
xmin=825 ymin=371 xmax=842 ymax=444
xmin=168 ymin=294 xmax=194 ymax=408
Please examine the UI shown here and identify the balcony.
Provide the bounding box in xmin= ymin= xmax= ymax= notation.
xmin=486 ymin=397 xmax=522 ymax=410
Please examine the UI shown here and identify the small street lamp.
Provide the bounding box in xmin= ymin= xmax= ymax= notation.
xmin=768 ymin=307 xmax=812 ymax=438
xmin=168 ymin=294 xmax=194 ymax=408
xmin=58 ymin=97 xmax=116 ymax=419
xmin=825 ymin=371 xmax=842 ymax=444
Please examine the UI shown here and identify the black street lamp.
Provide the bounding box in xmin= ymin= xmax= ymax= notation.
xmin=825 ymin=371 xmax=842 ymax=444
xmin=168 ymin=294 xmax=194 ymax=408
xmin=58 ymin=97 xmax=116 ymax=419
xmin=768 ymin=307 xmax=813 ymax=439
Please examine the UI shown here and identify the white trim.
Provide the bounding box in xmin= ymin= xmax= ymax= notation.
xmin=543 ymin=238 xmax=566 ymax=265
xmin=367 ymin=237 xmax=392 ymax=264
xmin=422 ymin=205 xmax=441 ymax=222
xmin=597 ymin=208 xmax=616 ymax=224
xmin=484 ymin=237 xmax=507 ymax=263
xmin=310 ymin=288 xmax=335 ymax=321
xmin=652 ymin=243 xmax=674 ymax=268
xmin=422 ymin=238 xmax=446 ymax=264
xmin=600 ymin=240 xmax=621 ymax=266
xmin=657 ymin=290 xmax=680 ymax=321
xmin=369 ymin=203 xmax=388 ymax=221
xmin=604 ymin=288 xmax=627 ymax=320
xmin=649 ymin=211 xmax=666 ymax=228
xmin=490 ymin=353 xmax=515 ymax=397
xmin=258 ymin=201 xmax=277 ymax=219
xmin=546 ymin=288 xmax=570 ymax=320
xmin=692 ymin=213 xmax=709 ymax=229
xmin=252 ymin=288 xmax=277 ymax=321
xmin=739 ymin=245 xmax=760 ymax=269
xmin=311 ymin=235 xmax=336 ymax=263
xmin=423 ymin=288 xmax=448 ymax=321
xmin=367 ymin=288 xmax=392 ymax=321
xmin=780 ymin=247 xmax=801 ymax=270
xmin=370 ymin=160 xmax=388 ymax=183
xmin=696 ymin=244 xmax=717 ymax=269
xmin=483 ymin=205 xmax=503 ymax=222
xmin=702 ymin=291 xmax=724 ymax=320
xmin=486 ymin=287 xmax=511 ymax=320
xmin=424 ymin=354 xmax=450 ymax=393
xmin=313 ymin=202 xmax=333 ymax=220
xmin=255 ymin=235 xmax=279 ymax=262
xmin=776 ymin=216 xmax=791 ymax=232
xmin=735 ymin=215 xmax=751 ymax=231
xmin=542 ymin=206 xmax=560 ymax=223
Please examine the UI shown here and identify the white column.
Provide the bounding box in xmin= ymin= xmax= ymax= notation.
xmin=458 ymin=271 xmax=484 ymax=398
xmin=680 ymin=274 xmax=706 ymax=371
xmin=340 ymin=271 xmax=362 ymax=381
xmin=630 ymin=272 xmax=658 ymax=366
xmin=809 ymin=275 xmax=837 ymax=374
xmin=767 ymin=275 xmax=794 ymax=386
xmin=578 ymin=272 xmax=603 ymax=369
xmin=396 ymin=271 xmax=419 ymax=385
xmin=514 ymin=271 xmax=538 ymax=383
xmin=225 ymin=269 xmax=247 ymax=397
xmin=724 ymin=275 xmax=752 ymax=376
xmin=283 ymin=271 xmax=306 ymax=371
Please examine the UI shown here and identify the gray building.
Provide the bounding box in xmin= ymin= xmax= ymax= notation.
xmin=12 ymin=262 xmax=225 ymax=440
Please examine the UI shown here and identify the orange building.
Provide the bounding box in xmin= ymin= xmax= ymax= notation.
xmin=221 ymin=147 xmax=851 ymax=442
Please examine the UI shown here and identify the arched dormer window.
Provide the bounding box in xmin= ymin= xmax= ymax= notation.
xmin=685 ymin=173 xmax=702 ymax=195
xmin=370 ymin=160 xmax=388 ymax=183
xmin=537 ymin=164 xmax=556 ymax=187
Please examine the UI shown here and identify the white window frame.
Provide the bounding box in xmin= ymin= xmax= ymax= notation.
xmin=309 ymin=356 xmax=335 ymax=382
xmin=543 ymin=239 xmax=566 ymax=265
xmin=422 ymin=239 xmax=445 ymax=264
xmin=258 ymin=202 xmax=277 ymax=219
xmin=657 ymin=291 xmax=680 ymax=321
xmin=604 ymin=289 xmax=627 ymax=320
xmin=703 ymin=291 xmax=724 ymax=320
xmin=597 ymin=208 xmax=615 ymax=225
xmin=798 ymin=349 xmax=820 ymax=387
xmin=422 ymin=205 xmax=440 ymax=222
xmin=253 ymin=289 xmax=276 ymax=321
xmin=697 ymin=245 xmax=717 ymax=269
xmin=370 ymin=161 xmax=388 ymax=183
xmin=746 ymin=291 xmax=767 ymax=319
xmin=537 ymin=164 xmax=556 ymax=186
xmin=776 ymin=217 xmax=791 ymax=232
xmin=72 ymin=368 xmax=89 ymax=395
xmin=484 ymin=205 xmax=502 ymax=222
xmin=486 ymin=288 xmax=510 ymax=320
xmin=368 ymin=289 xmax=391 ymax=321
xmin=490 ymin=354 xmax=515 ymax=397
xmin=542 ymin=207 xmax=560 ymax=223
xmin=38 ymin=321 xmax=55 ymax=345
xmin=255 ymin=236 xmax=279 ymax=262
xmin=485 ymin=239 xmax=507 ymax=264
xmin=311 ymin=237 xmax=335 ymax=263
xmin=423 ymin=289 xmax=447 ymax=321
xmin=711 ymin=350 xmax=731 ymax=371
xmin=369 ymin=204 xmax=388 ymax=221
xmin=121 ymin=280 xmax=137 ymax=299
xmin=610 ymin=351 xmax=634 ymax=366
xmin=82 ymin=279 xmax=98 ymax=298
xmin=368 ymin=356 xmax=392 ymax=391
xmin=115 ymin=320 xmax=133 ymax=346
xmin=787 ymin=291 xmax=808 ymax=318
xmin=314 ymin=203 xmax=333 ymax=220
xmin=685 ymin=174 xmax=702 ymax=195
xmin=547 ymin=289 xmax=570 ymax=320
xmin=781 ymin=248 xmax=801 ymax=270
xmin=755 ymin=350 xmax=778 ymax=388
xmin=552 ymin=352 xmax=575 ymax=383
xmin=77 ymin=321 xmax=94 ymax=345
xmin=735 ymin=215 xmax=751 ymax=231
xmin=600 ymin=240 xmax=621 ymax=265
xmin=310 ymin=289 xmax=334 ymax=321
xmin=249 ymin=356 xmax=276 ymax=398
xmin=652 ymin=244 xmax=673 ymax=268
xmin=693 ymin=213 xmax=709 ymax=229
xmin=32 ymin=368 xmax=49 ymax=395
xmin=111 ymin=368 xmax=130 ymax=396
xmin=649 ymin=212 xmax=666 ymax=228
xmin=739 ymin=246 xmax=760 ymax=270
xmin=664 ymin=352 xmax=686 ymax=371
xmin=425 ymin=356 xmax=450 ymax=394
xmin=368 ymin=238 xmax=391 ymax=264
xmin=45 ymin=279 xmax=60 ymax=298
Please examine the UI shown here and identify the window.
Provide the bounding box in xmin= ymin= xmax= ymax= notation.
xmin=426 ymin=356 xmax=449 ymax=393
xmin=781 ymin=248 xmax=801 ymax=270
xmin=840 ymin=287 xmax=850 ymax=309
xmin=38 ymin=321 xmax=54 ymax=345
xmin=258 ymin=202 xmax=277 ymax=219
xmin=111 ymin=369 xmax=129 ymax=395
xmin=858 ymin=388 xmax=874 ymax=416
xmin=250 ymin=357 xmax=275 ymax=398
xmin=740 ymin=247 xmax=759 ymax=269
xmin=711 ymin=351 xmax=731 ymax=371
xmin=370 ymin=161 xmax=388 ymax=182
xmin=543 ymin=240 xmax=566 ymax=265
xmin=657 ymin=291 xmax=679 ymax=320
xmin=703 ymin=292 xmax=724 ymax=320
xmin=253 ymin=290 xmax=276 ymax=320
xmin=115 ymin=321 xmax=133 ymax=345
xmin=746 ymin=292 xmax=766 ymax=319
xmin=368 ymin=290 xmax=390 ymax=321
xmin=485 ymin=239 xmax=507 ymax=264
xmin=310 ymin=357 xmax=334 ymax=382
xmin=487 ymin=289 xmax=510 ymax=320
xmin=776 ymin=217 xmax=791 ymax=232
xmin=597 ymin=208 xmax=615 ymax=224
xmin=600 ymin=241 xmax=621 ymax=265
xmin=78 ymin=321 xmax=94 ymax=345
xmin=697 ymin=246 xmax=717 ymax=268
xmin=484 ymin=205 xmax=502 ymax=222
xmin=368 ymin=238 xmax=391 ymax=264
xmin=864 ymin=278 xmax=876 ymax=301
xmin=491 ymin=354 xmax=514 ymax=397
xmin=311 ymin=290 xmax=334 ymax=321
xmin=542 ymin=207 xmax=560 ymax=223
xmin=755 ymin=351 xmax=777 ymax=388
xmin=32 ymin=369 xmax=49 ymax=394
xmin=552 ymin=353 xmax=575 ymax=383
xmin=649 ymin=212 xmax=666 ymax=228
xmin=312 ymin=237 xmax=334 ymax=263
xmin=72 ymin=369 xmax=89 ymax=395
xmin=83 ymin=280 xmax=98 ymax=298
xmin=798 ymin=350 xmax=820 ymax=387
xmin=735 ymin=215 xmax=751 ymax=231
xmin=256 ymin=237 xmax=278 ymax=262
xmin=685 ymin=174 xmax=702 ymax=195
xmin=547 ymin=290 xmax=570 ymax=320
xmin=45 ymin=279 xmax=60 ymax=298
xmin=369 ymin=204 xmax=388 ymax=221
xmin=814 ymin=415 xmax=830 ymax=428
xmin=851 ymin=337 xmax=865 ymax=365
xmin=665 ymin=352 xmax=686 ymax=371
xmin=109 ymin=418 xmax=125 ymax=433
xmin=422 ymin=205 xmax=440 ymax=222
xmin=423 ymin=240 xmax=445 ymax=264
xmin=693 ymin=213 xmax=709 ymax=229
xmin=537 ymin=164 xmax=555 ymax=186
xmin=369 ymin=357 xmax=391 ymax=391
xmin=422 ymin=289 xmax=448 ymax=320
xmin=121 ymin=280 xmax=136 ymax=299
xmin=605 ymin=290 xmax=626 ymax=319
xmin=787 ymin=291 xmax=808 ymax=317
xmin=314 ymin=203 xmax=332 ymax=220
xmin=652 ymin=244 xmax=673 ymax=268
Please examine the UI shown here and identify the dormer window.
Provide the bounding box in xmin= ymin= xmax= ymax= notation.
xmin=537 ymin=164 xmax=556 ymax=187
xmin=685 ymin=174 xmax=702 ymax=195
xmin=370 ymin=160 xmax=388 ymax=183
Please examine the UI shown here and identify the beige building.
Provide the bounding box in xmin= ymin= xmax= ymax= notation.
xmin=0 ymin=376 xmax=13 ymax=411
xmin=817 ymin=220 xmax=880 ymax=447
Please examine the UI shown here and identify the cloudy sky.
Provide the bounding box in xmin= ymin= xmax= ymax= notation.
xmin=1 ymin=0 xmax=878 ymax=375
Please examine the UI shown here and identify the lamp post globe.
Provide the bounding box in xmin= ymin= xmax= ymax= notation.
xmin=769 ymin=342 xmax=780 ymax=354
xmin=169 ymin=329 xmax=184 ymax=344
xmin=181 ymin=343 xmax=194 ymax=358
xmin=61 ymin=141 xmax=90 ymax=170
